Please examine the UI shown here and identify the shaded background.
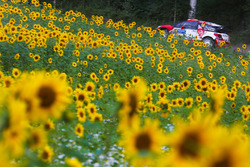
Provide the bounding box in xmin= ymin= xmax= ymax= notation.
xmin=44 ymin=0 xmax=250 ymax=44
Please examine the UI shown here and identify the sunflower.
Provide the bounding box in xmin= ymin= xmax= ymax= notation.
xmin=77 ymin=107 xmax=86 ymax=122
xmin=72 ymin=62 xmax=77 ymax=67
xmin=209 ymin=88 xmax=226 ymax=118
xmin=89 ymin=112 xmax=103 ymax=122
xmin=199 ymin=78 xmax=208 ymax=88
xmin=12 ymin=68 xmax=21 ymax=78
xmin=119 ymin=119 xmax=166 ymax=166
xmin=166 ymin=116 xmax=221 ymax=167
xmin=185 ymin=97 xmax=193 ymax=108
xmin=159 ymin=90 xmax=167 ymax=99
xmin=38 ymin=145 xmax=54 ymax=163
xmin=86 ymin=103 xmax=97 ymax=115
xmin=90 ymin=72 xmax=96 ymax=80
xmin=21 ymin=71 xmax=71 ymax=121
xmin=117 ymin=79 xmax=147 ymax=132
xmin=173 ymin=82 xmax=180 ymax=90
xmin=48 ymin=58 xmax=52 ymax=64
xmin=177 ymin=98 xmax=184 ymax=107
xmin=43 ymin=119 xmax=55 ymax=131
xmin=75 ymin=123 xmax=84 ymax=137
xmin=181 ymin=79 xmax=191 ymax=91
xmin=84 ymin=81 xmax=95 ymax=92
xmin=33 ymin=54 xmax=40 ymax=61
xmin=204 ymin=127 xmax=250 ymax=167
xmin=113 ymin=83 xmax=120 ymax=91
xmin=28 ymin=128 xmax=47 ymax=150
xmin=150 ymin=83 xmax=158 ymax=92
xmin=145 ymin=93 xmax=153 ymax=105
xmin=157 ymin=98 xmax=171 ymax=111
xmin=205 ymin=50 xmax=211 ymax=56
xmin=158 ymin=82 xmax=166 ymax=90
xmin=171 ymin=99 xmax=178 ymax=107
xmin=3 ymin=76 xmax=14 ymax=88
xmin=59 ymin=73 xmax=67 ymax=81
xmin=187 ymin=67 xmax=193 ymax=73
xmin=103 ymin=74 xmax=109 ymax=81
xmin=125 ymin=82 xmax=131 ymax=89
xmin=149 ymin=104 xmax=159 ymax=113
xmin=131 ymin=76 xmax=140 ymax=85
xmin=3 ymin=125 xmax=27 ymax=158
xmin=167 ymin=85 xmax=174 ymax=93
xmin=196 ymin=96 xmax=202 ymax=103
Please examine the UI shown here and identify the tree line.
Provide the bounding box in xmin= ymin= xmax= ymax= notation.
xmin=39 ymin=0 xmax=250 ymax=43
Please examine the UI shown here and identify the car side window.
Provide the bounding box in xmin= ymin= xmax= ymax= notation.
xmin=184 ymin=21 xmax=198 ymax=29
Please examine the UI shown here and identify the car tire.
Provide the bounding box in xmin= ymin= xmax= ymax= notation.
xmin=202 ymin=37 xmax=215 ymax=48
xmin=163 ymin=29 xmax=169 ymax=38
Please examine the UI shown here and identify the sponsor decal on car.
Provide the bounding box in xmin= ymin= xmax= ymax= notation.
xmin=177 ymin=29 xmax=186 ymax=33
xmin=197 ymin=28 xmax=204 ymax=37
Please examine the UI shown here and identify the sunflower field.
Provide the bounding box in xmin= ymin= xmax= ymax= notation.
xmin=0 ymin=0 xmax=250 ymax=166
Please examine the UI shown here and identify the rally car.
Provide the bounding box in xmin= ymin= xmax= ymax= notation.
xmin=157 ymin=19 xmax=230 ymax=47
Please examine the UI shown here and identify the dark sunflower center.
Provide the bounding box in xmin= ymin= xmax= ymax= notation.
xmin=135 ymin=133 xmax=152 ymax=151
xmin=90 ymin=108 xmax=94 ymax=113
xmin=11 ymin=131 xmax=18 ymax=138
xmin=183 ymin=82 xmax=188 ymax=87
xmin=44 ymin=124 xmax=51 ymax=130
xmin=42 ymin=151 xmax=49 ymax=160
xmin=87 ymin=86 xmax=92 ymax=91
xmin=77 ymin=127 xmax=81 ymax=133
xmin=38 ymin=86 xmax=56 ymax=108
xmin=147 ymin=97 xmax=151 ymax=103
xmin=95 ymin=116 xmax=100 ymax=121
xmin=5 ymin=80 xmax=11 ymax=87
xmin=31 ymin=134 xmax=40 ymax=145
xmin=212 ymin=155 xmax=231 ymax=167
xmin=78 ymin=94 xmax=85 ymax=101
xmin=179 ymin=132 xmax=200 ymax=158
xmin=79 ymin=112 xmax=84 ymax=118
xmin=201 ymin=80 xmax=206 ymax=86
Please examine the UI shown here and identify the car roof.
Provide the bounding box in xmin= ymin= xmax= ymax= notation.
xmin=187 ymin=19 xmax=222 ymax=27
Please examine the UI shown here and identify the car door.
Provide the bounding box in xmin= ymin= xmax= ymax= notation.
xmin=182 ymin=21 xmax=199 ymax=39
xmin=171 ymin=21 xmax=187 ymax=37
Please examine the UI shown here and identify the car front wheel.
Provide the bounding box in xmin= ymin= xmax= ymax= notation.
xmin=202 ymin=37 xmax=215 ymax=48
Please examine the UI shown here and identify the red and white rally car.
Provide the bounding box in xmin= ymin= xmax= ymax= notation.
xmin=157 ymin=19 xmax=230 ymax=47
